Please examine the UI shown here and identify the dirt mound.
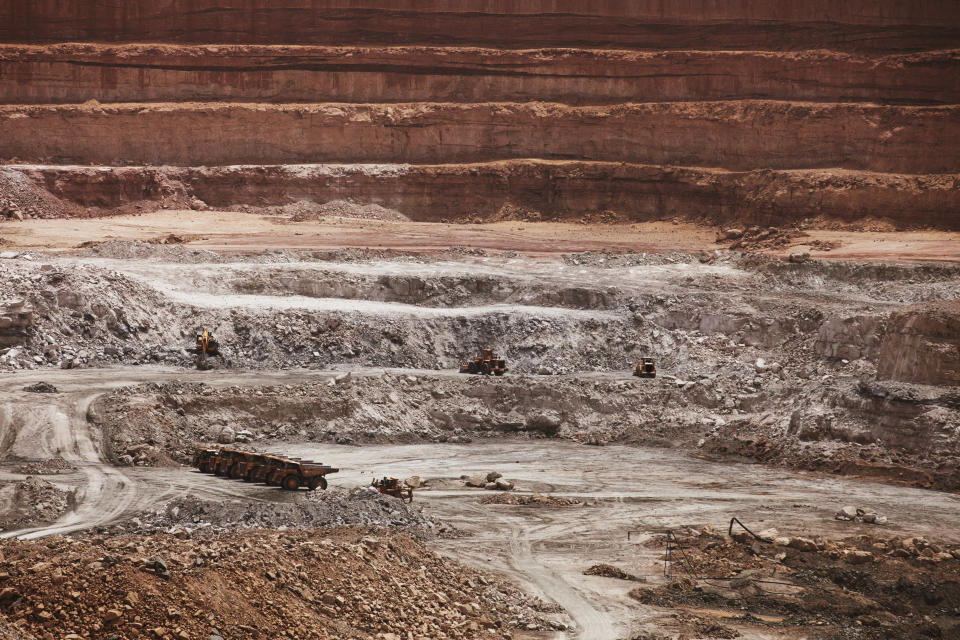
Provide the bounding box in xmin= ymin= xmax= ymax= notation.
xmin=284 ymin=199 xmax=408 ymax=222
xmin=11 ymin=458 xmax=74 ymax=475
xmin=717 ymin=226 xmax=807 ymax=251
xmin=0 ymin=168 xmax=76 ymax=221
xmin=111 ymin=487 xmax=441 ymax=537
xmin=631 ymin=528 xmax=960 ymax=639
xmin=80 ymin=239 xmax=223 ymax=263
xmin=22 ymin=381 xmax=56 ymax=393
xmin=583 ymin=564 xmax=641 ymax=581
xmin=0 ymin=527 xmax=555 ymax=639
xmin=480 ymin=493 xmax=581 ymax=507
xmin=0 ymin=477 xmax=75 ymax=531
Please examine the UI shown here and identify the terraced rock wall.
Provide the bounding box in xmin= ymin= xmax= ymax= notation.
xmin=0 ymin=1 xmax=958 ymax=228
xmin=3 ymin=1 xmax=959 ymax=51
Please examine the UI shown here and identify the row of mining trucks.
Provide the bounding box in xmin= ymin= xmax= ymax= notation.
xmin=460 ymin=348 xmax=657 ymax=378
xmin=192 ymin=446 xmax=338 ymax=491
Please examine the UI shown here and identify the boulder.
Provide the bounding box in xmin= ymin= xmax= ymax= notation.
xmin=756 ymin=528 xmax=778 ymax=542
xmin=104 ymin=609 xmax=123 ymax=623
xmin=485 ymin=471 xmax=502 ymax=482
xmin=465 ymin=475 xmax=486 ymax=488
xmin=404 ymin=476 xmax=422 ymax=489
xmin=0 ymin=299 xmax=33 ymax=347
xmin=788 ymin=537 xmax=818 ymax=552
xmin=835 ymin=506 xmax=858 ymax=521
xmin=524 ymin=411 xmax=562 ymax=435
xmin=843 ymin=550 xmax=874 ymax=565
xmin=495 ymin=479 xmax=515 ymax=491
xmin=217 ymin=426 xmax=236 ymax=444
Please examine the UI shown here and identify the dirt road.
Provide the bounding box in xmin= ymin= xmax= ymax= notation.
xmin=4 ymin=368 xmax=960 ymax=637
xmin=3 ymin=211 xmax=959 ymax=262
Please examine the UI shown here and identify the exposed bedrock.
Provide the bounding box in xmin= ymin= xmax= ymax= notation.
xmin=9 ymin=163 xmax=960 ymax=229
xmin=1 ymin=1 xmax=958 ymax=51
xmin=1 ymin=102 xmax=957 ymax=173
xmin=2 ymin=46 xmax=958 ymax=106
xmin=877 ymin=300 xmax=960 ymax=387
xmin=0 ymin=299 xmax=33 ymax=348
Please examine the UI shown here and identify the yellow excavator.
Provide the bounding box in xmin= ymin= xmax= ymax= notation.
xmin=194 ymin=329 xmax=220 ymax=365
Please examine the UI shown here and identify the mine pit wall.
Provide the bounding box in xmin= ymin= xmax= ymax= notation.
xmin=2 ymin=47 xmax=959 ymax=106
xmin=877 ymin=301 xmax=960 ymax=387
xmin=2 ymin=1 xmax=959 ymax=51
xmin=1 ymin=102 xmax=957 ymax=174
xmin=12 ymin=163 xmax=960 ymax=229
xmin=0 ymin=3 xmax=956 ymax=231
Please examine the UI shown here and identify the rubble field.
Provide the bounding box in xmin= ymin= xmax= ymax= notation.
xmin=631 ymin=526 xmax=960 ymax=640
xmin=0 ymin=528 xmax=555 ymax=640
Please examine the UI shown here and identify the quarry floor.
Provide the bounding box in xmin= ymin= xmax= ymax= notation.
xmin=4 ymin=368 xmax=960 ymax=640
xmin=3 ymin=211 xmax=960 ymax=262
xmin=1 ymin=217 xmax=959 ymax=639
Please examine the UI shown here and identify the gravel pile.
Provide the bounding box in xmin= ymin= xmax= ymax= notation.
xmin=284 ymin=199 xmax=408 ymax=221
xmin=0 ymin=528 xmax=560 ymax=639
xmin=480 ymin=493 xmax=581 ymax=507
xmin=110 ymin=487 xmax=443 ymax=537
xmin=0 ymin=477 xmax=76 ymax=531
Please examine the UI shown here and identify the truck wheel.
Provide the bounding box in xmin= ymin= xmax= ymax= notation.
xmin=282 ymin=475 xmax=301 ymax=491
xmin=244 ymin=469 xmax=256 ymax=482
xmin=229 ymin=465 xmax=243 ymax=480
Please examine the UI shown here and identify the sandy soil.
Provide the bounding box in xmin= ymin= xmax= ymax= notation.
xmin=2 ymin=211 xmax=959 ymax=262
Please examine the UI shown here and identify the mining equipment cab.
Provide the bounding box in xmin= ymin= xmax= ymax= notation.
xmin=633 ymin=358 xmax=656 ymax=378
xmin=194 ymin=329 xmax=220 ymax=362
xmin=459 ymin=348 xmax=507 ymax=375
xmin=230 ymin=451 xmax=271 ymax=481
xmin=193 ymin=447 xmax=220 ymax=473
xmin=213 ymin=447 xmax=246 ymax=476
xmin=372 ymin=477 xmax=414 ymax=503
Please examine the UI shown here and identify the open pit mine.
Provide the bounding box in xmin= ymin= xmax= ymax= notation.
xmin=0 ymin=2 xmax=959 ymax=640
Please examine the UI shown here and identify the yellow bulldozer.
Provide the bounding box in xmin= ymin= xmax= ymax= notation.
xmin=194 ymin=329 xmax=220 ymax=366
xmin=372 ymin=477 xmax=414 ymax=502
xmin=633 ymin=358 xmax=656 ymax=378
xmin=459 ymin=348 xmax=507 ymax=376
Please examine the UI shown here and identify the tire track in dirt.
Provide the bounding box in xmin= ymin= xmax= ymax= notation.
xmin=0 ymin=390 xmax=139 ymax=539
xmin=501 ymin=514 xmax=618 ymax=640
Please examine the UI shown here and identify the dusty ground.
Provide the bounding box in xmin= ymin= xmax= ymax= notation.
xmin=2 ymin=364 xmax=960 ymax=638
xmin=2 ymin=212 xmax=959 ymax=262
xmin=0 ymin=218 xmax=958 ymax=639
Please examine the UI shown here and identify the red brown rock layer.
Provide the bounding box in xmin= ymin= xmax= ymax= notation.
xmin=9 ymin=162 xmax=960 ymax=229
xmin=2 ymin=1 xmax=959 ymax=51
xmin=2 ymin=46 xmax=958 ymax=106
xmin=877 ymin=300 xmax=960 ymax=386
xmin=1 ymin=102 xmax=956 ymax=173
